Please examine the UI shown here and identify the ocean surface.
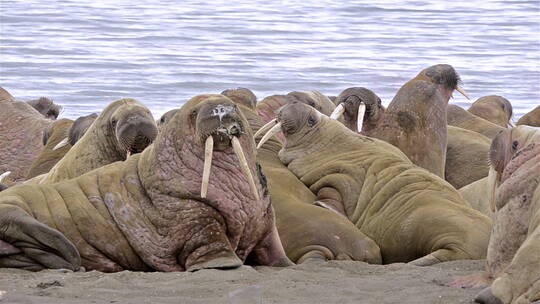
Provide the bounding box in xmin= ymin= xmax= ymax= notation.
xmin=1 ymin=0 xmax=539 ymax=120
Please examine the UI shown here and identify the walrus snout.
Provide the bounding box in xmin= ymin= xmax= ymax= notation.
xmin=116 ymin=113 xmax=158 ymax=158
xmin=197 ymin=101 xmax=259 ymax=201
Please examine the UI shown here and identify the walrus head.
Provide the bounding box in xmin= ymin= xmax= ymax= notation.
xmin=486 ymin=125 xmax=540 ymax=211
xmin=286 ymin=91 xmax=335 ymax=116
xmin=51 ymin=113 xmax=98 ymax=151
xmin=256 ymin=102 xmax=324 ymax=149
xmin=468 ymin=95 xmax=514 ymax=128
xmin=417 ymin=64 xmax=469 ymax=101
xmin=329 ymin=87 xmax=384 ymax=133
xmin=108 ymin=100 xmax=158 ymax=158
xmin=26 ymin=97 xmax=62 ymax=120
xmin=221 ymin=88 xmax=257 ymax=110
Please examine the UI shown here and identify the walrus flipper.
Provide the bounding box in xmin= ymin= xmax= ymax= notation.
xmin=246 ymin=224 xmax=294 ymax=267
xmin=0 ymin=204 xmax=81 ymax=271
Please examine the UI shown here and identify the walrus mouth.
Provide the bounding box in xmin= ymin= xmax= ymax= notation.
xmin=255 ymin=118 xmax=282 ymax=149
xmin=122 ymin=133 xmax=154 ymax=159
xmin=200 ymin=130 xmax=260 ymax=202
xmin=329 ymin=102 xmax=366 ymax=132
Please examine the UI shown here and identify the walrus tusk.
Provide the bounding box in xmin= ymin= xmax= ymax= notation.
xmin=329 ymin=103 xmax=345 ymax=120
xmin=455 ymin=86 xmax=470 ymax=100
xmin=357 ymin=103 xmax=366 ymax=132
xmin=0 ymin=171 xmax=11 ymax=183
xmin=232 ymin=136 xmax=260 ymax=201
xmin=200 ymin=135 xmax=214 ymax=198
xmin=486 ymin=167 xmax=499 ymax=212
xmin=256 ymin=122 xmax=282 ymax=149
xmin=508 ymin=120 xmax=516 ymax=128
xmin=52 ymin=137 xmax=69 ymax=150
xmin=254 ymin=118 xmax=277 ymax=139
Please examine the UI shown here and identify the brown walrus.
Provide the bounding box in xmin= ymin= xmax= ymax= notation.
xmin=258 ymin=103 xmax=492 ymax=265
xmin=329 ymin=87 xmax=385 ymax=134
xmin=0 ymin=94 xmax=292 ymax=272
xmin=467 ymin=95 xmax=514 ymax=128
xmin=221 ymin=90 xmax=382 ymax=264
xmin=157 ymin=109 xmax=178 ymax=131
xmin=451 ymin=126 xmax=540 ymax=304
xmin=29 ymin=99 xmax=157 ymax=184
xmin=0 ymin=88 xmax=54 ymax=181
xmin=221 ymin=87 xmax=257 ymax=109
xmin=361 ymin=64 xmax=470 ymax=178
xmin=26 ymin=113 xmax=98 ymax=179
xmin=517 ymin=105 xmax=540 ymax=127
xmin=447 ymin=104 xmax=504 ymax=139
xmin=25 ymin=97 xmax=62 ymax=120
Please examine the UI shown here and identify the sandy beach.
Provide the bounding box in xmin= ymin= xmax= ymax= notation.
xmin=0 ymin=259 xmax=485 ymax=304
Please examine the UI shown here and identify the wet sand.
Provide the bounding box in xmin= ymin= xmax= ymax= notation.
xmin=0 ymin=259 xmax=485 ymax=304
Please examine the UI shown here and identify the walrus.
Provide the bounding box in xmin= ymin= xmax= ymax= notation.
xmin=25 ymin=97 xmax=62 ymax=120
xmin=0 ymin=172 xmax=10 ymax=192
xmin=517 ymin=105 xmax=540 ymax=127
xmin=329 ymin=87 xmax=385 ymax=134
xmin=451 ymin=126 xmax=540 ymax=304
xmin=0 ymin=94 xmax=293 ymax=272
xmin=360 ymin=64 xmax=470 ymax=178
xmin=157 ymin=109 xmax=178 ymax=132
xmin=467 ymin=95 xmax=514 ymax=128
xmin=447 ymin=104 xmax=504 ymax=139
xmin=0 ymin=88 xmax=54 ymax=181
xmin=445 ymin=126 xmax=491 ymax=189
xmin=229 ymin=96 xmax=382 ymax=264
xmin=26 ymin=113 xmax=98 ymax=179
xmin=257 ymin=103 xmax=492 ymax=265
xmin=221 ymin=87 xmax=257 ymax=109
xmin=29 ymin=99 xmax=157 ymax=184
xmin=458 ymin=177 xmax=493 ymax=218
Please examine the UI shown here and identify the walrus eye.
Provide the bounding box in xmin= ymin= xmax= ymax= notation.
xmin=111 ymin=119 xmax=117 ymax=127
xmin=307 ymin=116 xmax=316 ymax=127
xmin=512 ymin=141 xmax=518 ymax=151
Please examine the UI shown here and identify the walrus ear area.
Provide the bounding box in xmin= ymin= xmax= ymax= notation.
xmin=424 ymin=64 xmax=460 ymax=90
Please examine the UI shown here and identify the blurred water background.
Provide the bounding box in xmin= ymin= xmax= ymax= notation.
xmin=1 ymin=0 xmax=539 ymax=120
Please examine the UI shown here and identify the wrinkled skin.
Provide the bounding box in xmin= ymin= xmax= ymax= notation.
xmin=271 ymin=103 xmax=491 ymax=265
xmin=469 ymin=126 xmax=540 ymax=304
xmin=232 ymin=99 xmax=381 ymax=264
xmin=26 ymin=113 xmax=98 ymax=179
xmin=447 ymin=104 xmax=504 ymax=139
xmin=256 ymin=94 xmax=289 ymax=126
xmin=364 ymin=64 xmax=464 ymax=178
xmin=156 ymin=109 xmax=178 ymax=132
xmin=28 ymin=99 xmax=157 ymax=184
xmin=517 ymin=105 xmax=540 ymax=127
xmin=446 ymin=126 xmax=491 ymax=189
xmin=0 ymin=87 xmax=54 ymax=181
xmin=221 ymin=87 xmax=257 ymax=110
xmin=467 ymin=95 xmax=513 ymax=128
xmin=333 ymin=87 xmax=385 ymax=134
xmin=25 ymin=97 xmax=62 ymax=120
xmin=0 ymin=94 xmax=292 ymax=272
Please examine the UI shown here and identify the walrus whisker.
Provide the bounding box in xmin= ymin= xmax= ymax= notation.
xmin=456 ymin=85 xmax=470 ymax=100
xmin=257 ymin=122 xmax=282 ymax=149
xmin=232 ymin=136 xmax=260 ymax=201
xmin=329 ymin=103 xmax=345 ymax=120
xmin=0 ymin=171 xmax=11 ymax=183
xmin=200 ymin=135 xmax=214 ymax=198
xmin=52 ymin=137 xmax=69 ymax=150
xmin=254 ymin=118 xmax=277 ymax=139
xmin=357 ymin=103 xmax=366 ymax=132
